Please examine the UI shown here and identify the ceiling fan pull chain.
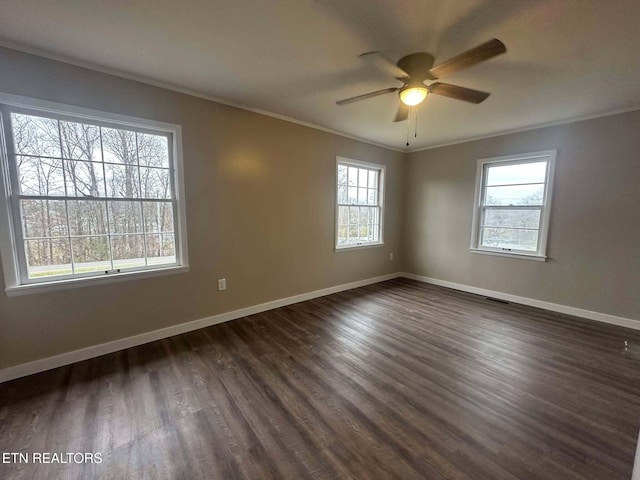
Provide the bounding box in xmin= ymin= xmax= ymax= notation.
xmin=415 ymin=107 xmax=418 ymax=138
xmin=406 ymin=106 xmax=412 ymax=146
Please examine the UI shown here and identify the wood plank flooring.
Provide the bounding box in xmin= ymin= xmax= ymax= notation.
xmin=2 ymin=278 xmax=640 ymax=479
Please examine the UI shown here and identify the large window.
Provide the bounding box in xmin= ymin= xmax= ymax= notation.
xmin=0 ymin=94 xmax=188 ymax=294
xmin=470 ymin=151 xmax=556 ymax=260
xmin=335 ymin=157 xmax=384 ymax=249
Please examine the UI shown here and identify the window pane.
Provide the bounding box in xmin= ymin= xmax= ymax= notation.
xmin=358 ymin=169 xmax=368 ymax=187
xmin=59 ymin=121 xmax=101 ymax=161
xmin=26 ymin=238 xmax=72 ymax=278
xmin=11 ymin=113 xmax=61 ymax=158
xmin=140 ymin=167 xmax=171 ymax=199
xmin=347 ymin=225 xmax=358 ymax=244
xmin=367 ymin=170 xmax=378 ymax=188
xmin=357 ymin=187 xmax=367 ymax=204
xmin=17 ymin=157 xmax=65 ymax=196
xmin=71 ymin=236 xmax=111 ymax=273
xmin=137 ymin=133 xmax=169 ymax=167
xmin=105 ymin=163 xmax=140 ymax=198
xmin=142 ymin=202 xmax=174 ymax=233
xmin=337 ymin=185 xmax=347 ymax=204
xmin=64 ymin=160 xmax=106 ymax=197
xmin=337 ymin=226 xmax=348 ymax=244
xmin=67 ymin=200 xmax=108 ymax=236
xmin=347 ymin=186 xmax=357 ymax=204
xmin=348 ymin=206 xmax=359 ymax=225
xmin=358 ymin=224 xmax=369 ymax=243
xmin=480 ymin=227 xmax=539 ymax=251
xmin=367 ymin=189 xmax=377 ymax=205
xmin=482 ymin=208 xmax=541 ymax=229
xmin=484 ymin=184 xmax=544 ymax=206
xmin=146 ymin=234 xmax=176 ymax=265
xmin=111 ymin=235 xmax=145 ymax=269
xmin=359 ymin=206 xmax=370 ymax=225
xmin=336 ymin=206 xmax=380 ymax=246
xmin=109 ymin=201 xmax=143 ymax=234
xmin=338 ymin=206 xmax=349 ymax=226
xmin=347 ymin=167 xmax=358 ymax=186
xmin=337 ymin=165 xmax=348 ymax=185
xmin=20 ymin=200 xmax=67 ymax=238
xmin=102 ymin=128 xmax=138 ymax=165
xmin=486 ymin=161 xmax=547 ymax=186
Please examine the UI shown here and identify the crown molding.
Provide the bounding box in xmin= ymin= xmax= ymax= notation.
xmin=2 ymin=39 xmax=639 ymax=156
xmin=0 ymin=39 xmax=404 ymax=154
xmin=407 ymin=105 xmax=640 ymax=153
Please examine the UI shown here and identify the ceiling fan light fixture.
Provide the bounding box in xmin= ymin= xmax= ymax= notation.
xmin=399 ymin=86 xmax=428 ymax=106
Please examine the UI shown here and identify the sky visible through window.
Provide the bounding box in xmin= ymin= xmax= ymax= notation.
xmin=10 ymin=112 xmax=177 ymax=279
xmin=480 ymin=160 xmax=548 ymax=252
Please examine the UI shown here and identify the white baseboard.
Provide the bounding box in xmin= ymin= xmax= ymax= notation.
xmin=0 ymin=272 xmax=401 ymax=383
xmin=3 ymin=271 xmax=637 ymax=383
xmin=401 ymin=272 xmax=640 ymax=331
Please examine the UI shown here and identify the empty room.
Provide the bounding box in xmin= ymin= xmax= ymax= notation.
xmin=0 ymin=1 xmax=639 ymax=479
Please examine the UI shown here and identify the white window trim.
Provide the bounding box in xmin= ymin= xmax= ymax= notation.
xmin=334 ymin=156 xmax=385 ymax=251
xmin=469 ymin=150 xmax=556 ymax=261
xmin=0 ymin=92 xmax=189 ymax=296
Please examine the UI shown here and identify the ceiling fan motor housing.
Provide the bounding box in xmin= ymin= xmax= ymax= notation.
xmin=396 ymin=52 xmax=436 ymax=81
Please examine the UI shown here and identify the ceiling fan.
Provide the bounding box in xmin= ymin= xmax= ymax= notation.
xmin=336 ymin=38 xmax=507 ymax=122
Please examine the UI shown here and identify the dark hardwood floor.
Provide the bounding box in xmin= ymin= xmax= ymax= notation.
xmin=2 ymin=278 xmax=640 ymax=479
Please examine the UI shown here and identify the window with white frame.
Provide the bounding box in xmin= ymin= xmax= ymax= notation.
xmin=335 ymin=157 xmax=384 ymax=249
xmin=471 ymin=151 xmax=556 ymax=259
xmin=0 ymin=95 xmax=188 ymax=293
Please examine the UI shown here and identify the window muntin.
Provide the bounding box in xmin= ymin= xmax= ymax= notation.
xmin=336 ymin=158 xmax=384 ymax=249
xmin=472 ymin=152 xmax=555 ymax=258
xmin=2 ymin=106 xmax=182 ymax=284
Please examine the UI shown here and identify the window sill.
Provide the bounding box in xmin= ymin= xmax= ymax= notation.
xmin=4 ymin=265 xmax=189 ymax=297
xmin=469 ymin=248 xmax=547 ymax=262
xmin=335 ymin=242 xmax=384 ymax=252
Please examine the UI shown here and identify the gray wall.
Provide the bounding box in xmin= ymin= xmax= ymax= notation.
xmin=404 ymin=111 xmax=640 ymax=320
xmin=1 ymin=45 xmax=638 ymax=373
xmin=0 ymin=47 xmax=404 ymax=369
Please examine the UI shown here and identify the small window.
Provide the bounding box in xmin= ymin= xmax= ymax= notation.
xmin=335 ymin=157 xmax=385 ymax=250
xmin=470 ymin=151 xmax=556 ymax=260
xmin=0 ymin=94 xmax=188 ymax=294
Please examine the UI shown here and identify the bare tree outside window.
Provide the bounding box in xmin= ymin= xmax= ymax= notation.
xmin=335 ymin=159 xmax=384 ymax=249
xmin=10 ymin=112 xmax=176 ymax=279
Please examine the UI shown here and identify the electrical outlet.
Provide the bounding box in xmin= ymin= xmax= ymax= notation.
xmin=217 ymin=278 xmax=226 ymax=291
xmin=389 ymin=252 xmax=394 ymax=261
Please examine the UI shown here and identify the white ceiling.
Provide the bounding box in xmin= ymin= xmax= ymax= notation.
xmin=1 ymin=0 xmax=639 ymax=151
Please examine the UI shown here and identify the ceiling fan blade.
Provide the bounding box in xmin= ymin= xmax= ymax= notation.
xmin=359 ymin=51 xmax=408 ymax=78
xmin=429 ymin=38 xmax=506 ymax=79
xmin=428 ymin=82 xmax=490 ymax=104
xmin=336 ymin=87 xmax=398 ymax=105
xmin=393 ymin=104 xmax=409 ymax=122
